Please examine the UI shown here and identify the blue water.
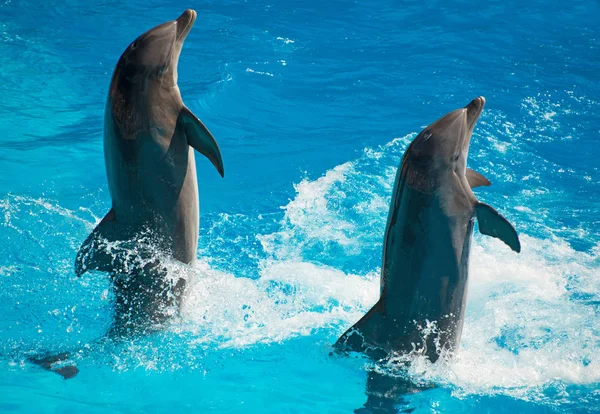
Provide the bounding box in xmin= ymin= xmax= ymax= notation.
xmin=1 ymin=0 xmax=599 ymax=412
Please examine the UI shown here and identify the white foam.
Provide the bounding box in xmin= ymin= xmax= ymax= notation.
xmin=245 ymin=68 xmax=274 ymax=77
xmin=276 ymin=37 xmax=295 ymax=44
xmin=178 ymin=259 xmax=378 ymax=348
xmin=423 ymin=235 xmax=598 ymax=404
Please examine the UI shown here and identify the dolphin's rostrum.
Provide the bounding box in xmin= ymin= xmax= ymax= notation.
xmin=335 ymin=97 xmax=520 ymax=362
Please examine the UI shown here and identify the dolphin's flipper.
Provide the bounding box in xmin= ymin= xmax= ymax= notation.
xmin=466 ymin=168 xmax=491 ymax=188
xmin=29 ymin=352 xmax=79 ymax=380
xmin=335 ymin=300 xmax=385 ymax=355
xmin=75 ymin=209 xmax=120 ymax=276
xmin=475 ymin=203 xmax=521 ymax=252
xmin=180 ymin=106 xmax=224 ymax=177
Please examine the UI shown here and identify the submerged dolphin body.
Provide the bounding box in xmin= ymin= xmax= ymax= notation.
xmin=336 ymin=97 xmax=520 ymax=362
xmin=74 ymin=9 xmax=224 ymax=334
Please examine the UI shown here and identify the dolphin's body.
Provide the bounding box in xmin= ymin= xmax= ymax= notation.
xmin=74 ymin=9 xmax=224 ymax=336
xmin=335 ymin=97 xmax=520 ymax=362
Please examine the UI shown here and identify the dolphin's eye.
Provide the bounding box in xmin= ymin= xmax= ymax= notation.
xmin=453 ymin=154 xmax=460 ymax=162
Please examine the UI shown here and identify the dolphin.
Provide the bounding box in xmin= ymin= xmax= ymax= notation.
xmin=31 ymin=9 xmax=224 ymax=380
xmin=335 ymin=97 xmax=520 ymax=362
xmin=73 ymin=9 xmax=224 ymax=335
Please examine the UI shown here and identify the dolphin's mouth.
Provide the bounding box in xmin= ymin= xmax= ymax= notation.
xmin=465 ymin=96 xmax=485 ymax=131
xmin=176 ymin=9 xmax=197 ymax=41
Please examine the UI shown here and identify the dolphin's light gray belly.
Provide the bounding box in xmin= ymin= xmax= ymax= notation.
xmin=104 ymin=110 xmax=199 ymax=264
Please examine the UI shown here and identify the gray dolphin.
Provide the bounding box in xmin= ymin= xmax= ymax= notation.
xmin=74 ymin=9 xmax=224 ymax=335
xmin=335 ymin=97 xmax=520 ymax=362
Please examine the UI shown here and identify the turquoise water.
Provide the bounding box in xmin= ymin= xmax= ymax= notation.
xmin=1 ymin=0 xmax=599 ymax=412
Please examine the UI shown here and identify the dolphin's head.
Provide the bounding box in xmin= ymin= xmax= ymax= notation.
xmin=402 ymin=97 xmax=485 ymax=191
xmin=111 ymin=9 xmax=196 ymax=91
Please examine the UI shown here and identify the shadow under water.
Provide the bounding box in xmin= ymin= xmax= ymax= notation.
xmin=356 ymin=369 xmax=436 ymax=414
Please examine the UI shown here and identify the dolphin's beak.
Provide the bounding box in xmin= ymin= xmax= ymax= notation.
xmin=465 ymin=96 xmax=485 ymax=131
xmin=176 ymin=9 xmax=197 ymax=41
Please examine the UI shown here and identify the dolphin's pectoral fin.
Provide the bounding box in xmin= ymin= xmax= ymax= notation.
xmin=75 ymin=209 xmax=119 ymax=276
xmin=180 ymin=106 xmax=224 ymax=177
xmin=466 ymin=168 xmax=491 ymax=188
xmin=475 ymin=203 xmax=521 ymax=253
xmin=335 ymin=300 xmax=386 ymax=356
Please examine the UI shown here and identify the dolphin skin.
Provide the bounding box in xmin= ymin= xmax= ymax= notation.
xmin=75 ymin=9 xmax=224 ymax=336
xmin=335 ymin=97 xmax=520 ymax=362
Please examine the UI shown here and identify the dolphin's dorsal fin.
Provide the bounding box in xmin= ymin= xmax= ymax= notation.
xmin=475 ymin=203 xmax=521 ymax=252
xmin=75 ymin=209 xmax=119 ymax=276
xmin=335 ymin=299 xmax=385 ymax=355
xmin=180 ymin=107 xmax=224 ymax=177
xmin=466 ymin=168 xmax=491 ymax=188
